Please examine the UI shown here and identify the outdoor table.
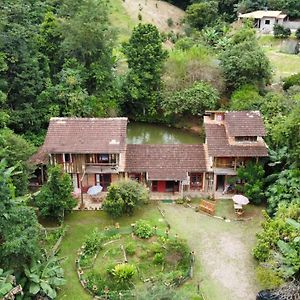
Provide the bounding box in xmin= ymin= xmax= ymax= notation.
xmin=234 ymin=203 xmax=244 ymax=216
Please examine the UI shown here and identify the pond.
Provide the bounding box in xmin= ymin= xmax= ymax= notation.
xmin=127 ymin=122 xmax=202 ymax=144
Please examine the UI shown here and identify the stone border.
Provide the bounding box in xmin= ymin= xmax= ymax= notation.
xmin=75 ymin=224 xmax=195 ymax=298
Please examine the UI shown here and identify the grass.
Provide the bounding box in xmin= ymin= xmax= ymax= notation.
xmin=257 ymin=35 xmax=300 ymax=82
xmin=109 ymin=0 xmax=135 ymax=43
xmin=53 ymin=200 xmax=264 ymax=299
xmin=56 ymin=204 xmax=166 ymax=300
xmin=161 ymin=200 xmax=264 ymax=300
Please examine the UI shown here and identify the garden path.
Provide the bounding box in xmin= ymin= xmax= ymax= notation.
xmin=161 ymin=201 xmax=264 ymax=300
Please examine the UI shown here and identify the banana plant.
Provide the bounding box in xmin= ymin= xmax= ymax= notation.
xmin=0 ymin=268 xmax=15 ymax=298
xmin=23 ymin=256 xmax=66 ymax=299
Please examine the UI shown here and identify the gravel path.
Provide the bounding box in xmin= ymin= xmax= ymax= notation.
xmin=161 ymin=203 xmax=263 ymax=300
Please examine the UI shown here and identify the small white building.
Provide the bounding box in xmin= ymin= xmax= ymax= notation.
xmin=238 ymin=10 xmax=288 ymax=33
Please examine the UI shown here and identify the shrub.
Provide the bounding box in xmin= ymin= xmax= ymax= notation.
xmin=296 ymin=28 xmax=300 ymax=39
xmin=149 ymin=242 xmax=163 ymax=254
xmin=174 ymin=37 xmax=194 ymax=51
xmin=84 ymin=228 xmax=103 ymax=255
xmin=103 ymin=180 xmax=149 ymax=218
xmin=220 ymin=39 xmax=271 ymax=89
xmin=235 ymin=162 xmax=265 ymax=204
xmin=134 ymin=220 xmax=154 ymax=239
xmin=111 ymin=263 xmax=136 ymax=283
xmin=153 ymin=252 xmax=165 ymax=264
xmin=230 ymin=84 xmax=263 ymax=111
xmin=283 ymin=72 xmax=300 ymax=90
xmin=256 ymin=266 xmax=284 ymax=289
xmin=125 ymin=242 xmax=136 ymax=255
xmin=273 ymin=24 xmax=291 ymax=38
xmin=167 ymin=18 xmax=174 ymax=28
xmin=162 ymin=81 xmax=219 ymax=117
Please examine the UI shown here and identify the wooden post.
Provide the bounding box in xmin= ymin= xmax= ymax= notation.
xmin=80 ymin=169 xmax=86 ymax=208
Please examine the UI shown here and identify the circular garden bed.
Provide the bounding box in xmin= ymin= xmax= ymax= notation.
xmin=76 ymin=219 xmax=194 ymax=298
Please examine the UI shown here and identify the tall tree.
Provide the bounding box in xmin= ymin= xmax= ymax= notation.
xmin=59 ymin=0 xmax=115 ymax=94
xmin=219 ymin=26 xmax=271 ymax=90
xmin=0 ymin=161 xmax=40 ymax=270
xmin=35 ymin=165 xmax=76 ymax=222
xmin=122 ymin=24 xmax=167 ymax=120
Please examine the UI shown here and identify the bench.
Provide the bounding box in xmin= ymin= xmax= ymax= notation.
xmin=199 ymin=200 xmax=215 ymax=215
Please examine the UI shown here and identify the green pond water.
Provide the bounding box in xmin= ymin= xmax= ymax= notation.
xmin=126 ymin=122 xmax=202 ymax=144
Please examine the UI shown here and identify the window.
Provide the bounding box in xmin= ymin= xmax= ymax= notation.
xmin=98 ymin=154 xmax=109 ymax=163
xmin=190 ymin=173 xmax=203 ymax=190
xmin=265 ymin=19 xmax=270 ymax=25
xmin=63 ymin=153 xmax=72 ymax=163
xmin=235 ymin=136 xmax=257 ymax=143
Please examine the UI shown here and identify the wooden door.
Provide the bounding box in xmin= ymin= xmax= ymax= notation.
xmin=157 ymin=181 xmax=166 ymax=192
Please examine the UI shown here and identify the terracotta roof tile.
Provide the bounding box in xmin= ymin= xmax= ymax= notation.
xmin=42 ymin=117 xmax=128 ymax=153
xmin=225 ymin=111 xmax=266 ymax=137
xmin=205 ymin=123 xmax=268 ymax=157
xmin=125 ymin=144 xmax=207 ymax=180
xmin=28 ymin=147 xmax=48 ymax=165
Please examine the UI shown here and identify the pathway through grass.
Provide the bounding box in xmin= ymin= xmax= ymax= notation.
xmin=161 ymin=200 xmax=264 ymax=300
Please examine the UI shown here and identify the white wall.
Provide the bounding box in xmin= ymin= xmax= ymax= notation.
xmin=260 ymin=17 xmax=276 ymax=33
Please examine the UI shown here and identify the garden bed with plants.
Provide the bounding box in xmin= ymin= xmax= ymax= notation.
xmin=76 ymin=219 xmax=194 ymax=298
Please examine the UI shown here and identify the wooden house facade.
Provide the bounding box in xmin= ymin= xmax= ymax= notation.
xmin=31 ymin=111 xmax=268 ymax=198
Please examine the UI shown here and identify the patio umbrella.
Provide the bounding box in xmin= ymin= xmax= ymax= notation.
xmin=232 ymin=194 xmax=249 ymax=206
xmin=87 ymin=185 xmax=103 ymax=196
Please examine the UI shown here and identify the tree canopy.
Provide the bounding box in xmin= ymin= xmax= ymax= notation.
xmin=103 ymin=180 xmax=149 ymax=218
xmin=122 ymin=23 xmax=168 ymax=120
xmin=35 ymin=165 xmax=76 ymax=221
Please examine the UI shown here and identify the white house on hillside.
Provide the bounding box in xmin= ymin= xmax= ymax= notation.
xmin=238 ymin=10 xmax=300 ymax=34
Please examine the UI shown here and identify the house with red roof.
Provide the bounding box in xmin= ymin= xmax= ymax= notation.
xmin=31 ymin=111 xmax=268 ymax=199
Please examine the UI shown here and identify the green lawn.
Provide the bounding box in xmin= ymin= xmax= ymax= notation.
xmin=258 ymin=35 xmax=300 ymax=82
xmin=55 ymin=200 xmax=264 ymax=299
xmin=161 ymin=200 xmax=264 ymax=300
xmin=57 ymin=204 xmax=165 ymax=299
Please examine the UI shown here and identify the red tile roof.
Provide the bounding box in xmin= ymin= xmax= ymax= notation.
xmin=42 ymin=117 xmax=128 ymax=154
xmin=205 ymin=123 xmax=268 ymax=157
xmin=28 ymin=147 xmax=48 ymax=165
xmin=125 ymin=144 xmax=207 ymax=180
xmin=225 ymin=111 xmax=266 ymax=137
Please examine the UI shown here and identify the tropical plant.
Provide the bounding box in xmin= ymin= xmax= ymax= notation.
xmin=35 ymin=165 xmax=76 ymax=221
xmin=266 ymin=168 xmax=300 ymax=215
xmin=0 ymin=269 xmax=17 ymax=298
xmin=236 ymin=162 xmax=265 ymax=204
xmin=24 ymin=256 xmax=66 ymax=299
xmin=133 ymin=220 xmax=154 ymax=239
xmin=253 ymin=203 xmax=300 ymax=282
xmin=111 ymin=263 xmax=136 ymax=283
xmin=0 ymin=160 xmax=40 ymax=270
xmin=103 ymin=180 xmax=149 ymax=218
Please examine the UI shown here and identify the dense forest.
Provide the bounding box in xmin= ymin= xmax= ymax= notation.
xmin=0 ymin=0 xmax=299 ymax=298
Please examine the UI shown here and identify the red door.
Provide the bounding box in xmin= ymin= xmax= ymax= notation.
xmin=157 ymin=181 xmax=166 ymax=192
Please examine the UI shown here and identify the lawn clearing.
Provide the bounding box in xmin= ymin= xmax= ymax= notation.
xmin=258 ymin=35 xmax=300 ymax=82
xmin=161 ymin=200 xmax=264 ymax=300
